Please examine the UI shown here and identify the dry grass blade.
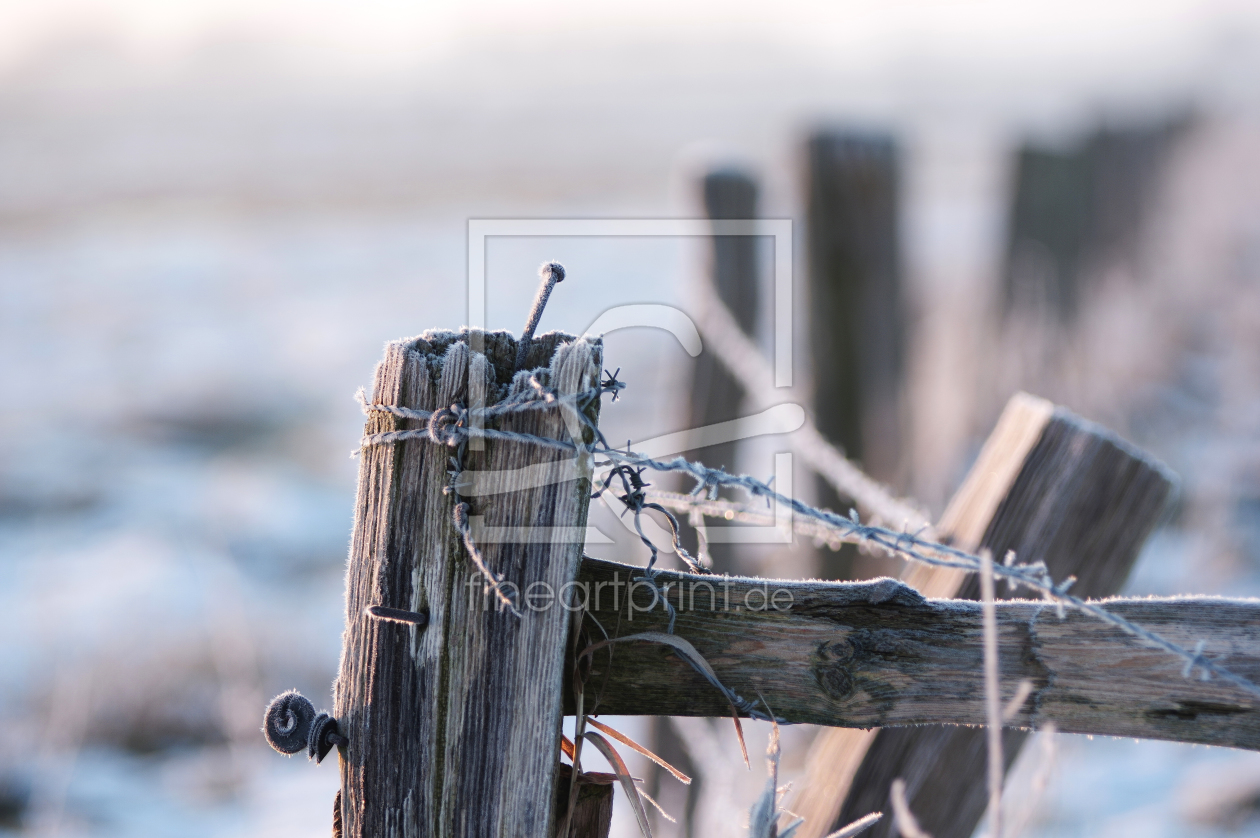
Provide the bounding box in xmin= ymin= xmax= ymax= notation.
xmin=747 ymin=722 xmax=782 ymax=838
xmin=890 ymin=779 xmax=932 ymax=838
xmin=824 ymin=811 xmax=883 ymax=838
xmin=583 ymin=730 xmax=653 ymax=838
xmin=562 ymin=608 xmax=590 ymax=838
xmin=560 ymin=734 xmax=575 ymax=761
xmin=586 ymin=717 xmax=691 ymax=784
xmin=636 ymin=786 xmax=678 ymax=824
xmin=981 ymin=549 xmax=1004 ymax=838
xmin=750 ymin=716 xmax=833 ymax=838
xmin=1002 ymin=679 xmax=1035 ymax=723
xmin=780 ymin=816 xmax=807 ymax=838
xmin=729 ymin=714 xmax=750 ymax=768
xmin=581 ymin=630 xmax=750 ymax=766
xmin=1005 ymin=722 xmax=1058 ymax=838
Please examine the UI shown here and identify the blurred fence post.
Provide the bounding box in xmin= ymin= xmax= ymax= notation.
xmin=792 ymin=392 xmax=1177 ymax=838
xmin=1002 ymin=122 xmax=1181 ymax=322
xmin=804 ymin=131 xmax=905 ymax=579
xmin=681 ymin=167 xmax=761 ymax=573
xmin=333 ymin=331 xmax=602 ymax=838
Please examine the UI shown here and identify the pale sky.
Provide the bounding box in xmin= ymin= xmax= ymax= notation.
xmin=0 ymin=0 xmax=1255 ymax=82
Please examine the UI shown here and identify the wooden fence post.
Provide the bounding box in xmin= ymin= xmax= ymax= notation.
xmin=331 ymin=329 xmax=603 ymax=837
xmin=1003 ymin=123 xmax=1180 ymax=323
xmin=792 ymin=392 xmax=1177 ymax=838
xmin=804 ymin=131 xmax=905 ymax=579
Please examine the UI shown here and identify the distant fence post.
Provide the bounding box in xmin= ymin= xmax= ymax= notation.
xmin=792 ymin=392 xmax=1177 ymax=838
xmin=682 ymin=167 xmax=761 ymax=573
xmin=804 ymin=131 xmax=905 ymax=579
xmin=1002 ymin=122 xmax=1180 ymax=322
xmin=332 ymin=330 xmax=602 ymax=837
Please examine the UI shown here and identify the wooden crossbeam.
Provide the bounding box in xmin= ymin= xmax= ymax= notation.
xmin=566 ymin=555 xmax=1260 ymax=751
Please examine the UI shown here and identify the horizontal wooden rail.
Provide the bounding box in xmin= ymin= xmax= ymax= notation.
xmin=567 ymin=557 xmax=1260 ymax=751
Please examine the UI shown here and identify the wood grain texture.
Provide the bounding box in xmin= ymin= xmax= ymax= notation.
xmin=334 ymin=329 xmax=602 ymax=838
xmin=899 ymin=393 xmax=1054 ymax=599
xmin=553 ymin=766 xmax=614 ymax=838
xmin=790 ymin=395 xmax=1059 ymax=836
xmin=825 ymin=396 xmax=1177 ymax=838
xmin=569 ymin=555 xmax=1260 ymax=748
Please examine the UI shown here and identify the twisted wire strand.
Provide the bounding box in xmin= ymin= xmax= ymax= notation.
xmin=594 ymin=446 xmax=1253 ymax=697
xmin=364 ymin=424 xmax=581 ymax=452
xmin=454 ymin=501 xmax=521 ymax=617
xmin=355 ymin=382 xmax=614 ymax=453
xmin=691 ymin=275 xmax=931 ymax=532
xmin=355 ymin=376 xmax=620 ymax=616
xmin=356 ymin=379 xmax=607 ymax=420
xmin=646 ymin=489 xmax=846 ymax=545
xmin=355 ymin=378 xmax=1253 ymax=699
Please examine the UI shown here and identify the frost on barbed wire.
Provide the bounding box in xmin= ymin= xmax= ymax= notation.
xmin=356 ymin=370 xmax=1256 ymax=700
xmin=594 ymin=442 xmax=1248 ymax=697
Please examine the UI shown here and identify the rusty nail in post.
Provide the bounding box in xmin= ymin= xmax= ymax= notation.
xmin=309 ymin=712 xmax=347 ymax=763
xmin=365 ymin=605 xmax=430 ymax=626
xmin=515 ymin=261 xmax=566 ymax=371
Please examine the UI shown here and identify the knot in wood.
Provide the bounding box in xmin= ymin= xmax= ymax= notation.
xmin=819 ymin=637 xmax=859 ymax=663
xmin=812 ymin=638 xmax=860 ymax=701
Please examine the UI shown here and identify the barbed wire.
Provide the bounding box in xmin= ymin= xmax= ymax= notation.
xmin=591 ymin=445 xmax=1254 ymax=697
xmin=689 ymin=275 xmax=931 ymax=533
xmin=643 ymin=489 xmax=847 ymax=547
xmin=358 ymin=372 xmax=1256 ymax=700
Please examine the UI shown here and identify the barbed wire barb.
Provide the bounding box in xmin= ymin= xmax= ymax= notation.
xmin=355 ymin=370 xmax=1260 ymax=700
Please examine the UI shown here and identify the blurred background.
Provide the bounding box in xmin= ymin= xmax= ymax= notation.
xmin=3 ymin=1 xmax=1260 ymax=836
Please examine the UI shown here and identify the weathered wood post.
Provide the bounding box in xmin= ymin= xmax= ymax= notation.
xmin=804 ymin=131 xmax=905 ymax=579
xmin=792 ymin=393 xmax=1177 ymax=838
xmin=282 ymin=323 xmax=604 ymax=837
